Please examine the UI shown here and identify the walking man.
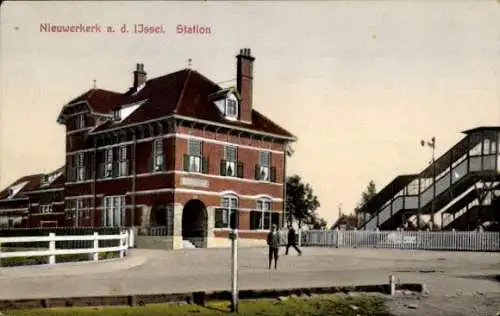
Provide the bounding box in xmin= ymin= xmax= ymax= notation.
xmin=285 ymin=224 xmax=302 ymax=256
xmin=267 ymin=224 xmax=280 ymax=270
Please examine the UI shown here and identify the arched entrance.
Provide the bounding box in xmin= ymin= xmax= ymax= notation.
xmin=182 ymin=199 xmax=208 ymax=248
xmin=150 ymin=204 xmax=168 ymax=227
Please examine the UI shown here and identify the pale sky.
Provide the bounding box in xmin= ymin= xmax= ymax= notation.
xmin=0 ymin=1 xmax=499 ymax=225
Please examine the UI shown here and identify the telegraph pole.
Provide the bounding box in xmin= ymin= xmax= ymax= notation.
xmin=421 ymin=137 xmax=436 ymax=230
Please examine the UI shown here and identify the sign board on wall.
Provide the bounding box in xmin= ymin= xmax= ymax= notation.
xmin=180 ymin=177 xmax=209 ymax=188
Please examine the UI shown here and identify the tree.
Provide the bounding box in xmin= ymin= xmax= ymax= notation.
xmin=354 ymin=180 xmax=377 ymax=214
xmin=311 ymin=216 xmax=328 ymax=230
xmin=286 ymin=174 xmax=323 ymax=229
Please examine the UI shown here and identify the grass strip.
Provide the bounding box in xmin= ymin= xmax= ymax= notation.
xmin=4 ymin=294 xmax=394 ymax=316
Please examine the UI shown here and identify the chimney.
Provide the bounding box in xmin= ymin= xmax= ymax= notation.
xmin=236 ymin=48 xmax=255 ymax=123
xmin=133 ymin=63 xmax=147 ymax=88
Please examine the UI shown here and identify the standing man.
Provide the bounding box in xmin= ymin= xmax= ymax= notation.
xmin=267 ymin=224 xmax=280 ymax=270
xmin=285 ymin=224 xmax=302 ymax=256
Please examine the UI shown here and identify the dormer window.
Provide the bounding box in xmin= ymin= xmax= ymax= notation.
xmin=7 ymin=189 xmax=14 ymax=197
xmin=41 ymin=175 xmax=50 ymax=187
xmin=226 ymin=98 xmax=238 ymax=119
xmin=113 ymin=109 xmax=121 ymax=121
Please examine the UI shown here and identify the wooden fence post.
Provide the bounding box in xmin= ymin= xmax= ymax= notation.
xmin=93 ymin=232 xmax=99 ymax=261
xmin=48 ymin=233 xmax=56 ymax=265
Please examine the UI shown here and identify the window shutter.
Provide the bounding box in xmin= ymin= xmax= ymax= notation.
xmin=202 ymin=157 xmax=209 ymax=174
xmin=183 ymin=154 xmax=190 ymax=171
xmin=230 ymin=209 xmax=238 ymax=230
xmin=255 ymin=164 xmax=260 ymax=180
xmin=270 ymin=167 xmax=277 ymax=183
xmin=220 ymin=159 xmax=227 ymax=176
xmin=148 ymin=156 xmax=153 ymax=172
xmin=237 ymin=161 xmax=244 ymax=178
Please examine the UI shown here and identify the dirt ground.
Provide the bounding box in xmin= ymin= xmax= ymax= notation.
xmin=388 ymin=292 xmax=500 ymax=316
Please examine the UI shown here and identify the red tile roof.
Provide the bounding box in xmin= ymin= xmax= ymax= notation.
xmin=24 ymin=167 xmax=65 ymax=193
xmin=82 ymin=69 xmax=295 ymax=139
xmin=0 ymin=173 xmax=44 ymax=201
xmin=0 ymin=167 xmax=65 ymax=200
xmin=66 ymin=89 xmax=125 ymax=114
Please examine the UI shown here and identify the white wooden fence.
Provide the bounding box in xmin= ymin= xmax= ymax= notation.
xmin=280 ymin=230 xmax=500 ymax=252
xmin=0 ymin=230 xmax=130 ymax=265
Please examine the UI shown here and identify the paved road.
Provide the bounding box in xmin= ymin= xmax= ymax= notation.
xmin=0 ymin=247 xmax=499 ymax=300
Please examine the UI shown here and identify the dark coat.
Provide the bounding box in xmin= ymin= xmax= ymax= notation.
xmin=267 ymin=231 xmax=280 ymax=248
xmin=287 ymin=228 xmax=297 ymax=244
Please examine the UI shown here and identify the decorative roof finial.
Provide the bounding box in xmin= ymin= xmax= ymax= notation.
xmin=188 ymin=58 xmax=192 ymax=69
xmin=92 ymin=79 xmax=97 ymax=89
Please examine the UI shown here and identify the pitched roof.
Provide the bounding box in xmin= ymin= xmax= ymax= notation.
xmin=65 ymin=89 xmax=125 ymax=114
xmin=331 ymin=214 xmax=358 ymax=229
xmin=0 ymin=173 xmax=44 ymax=201
xmin=86 ymin=69 xmax=295 ymax=139
xmin=24 ymin=167 xmax=65 ymax=193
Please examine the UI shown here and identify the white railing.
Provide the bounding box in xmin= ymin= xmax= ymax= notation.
xmin=363 ymin=154 xmax=500 ymax=230
xmin=442 ymin=198 xmax=479 ymax=228
xmin=0 ymin=230 xmax=130 ymax=265
xmin=286 ymin=230 xmax=500 ymax=252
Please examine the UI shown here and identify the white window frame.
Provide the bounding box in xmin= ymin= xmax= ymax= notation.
xmin=40 ymin=204 xmax=53 ymax=214
xmin=76 ymin=114 xmax=85 ymax=129
xmin=105 ymin=148 xmax=113 ymax=177
xmin=224 ymin=145 xmax=237 ymax=177
xmin=102 ymin=196 xmax=126 ymax=227
xmin=152 ymin=138 xmax=164 ymax=171
xmin=113 ymin=109 xmax=121 ymax=121
xmin=40 ymin=220 xmax=58 ymax=228
xmin=77 ymin=153 xmax=85 ymax=181
xmin=41 ymin=175 xmax=50 ymax=187
xmin=119 ymin=145 xmax=128 ymax=176
xmin=225 ymin=98 xmax=238 ymax=119
xmin=256 ymin=198 xmax=272 ymax=230
xmin=258 ymin=151 xmax=271 ymax=181
xmin=187 ymin=139 xmax=202 ymax=173
xmin=74 ymin=199 xmax=85 ymax=227
xmin=221 ymin=194 xmax=238 ymax=229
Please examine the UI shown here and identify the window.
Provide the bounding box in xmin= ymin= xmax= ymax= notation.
xmin=220 ymin=146 xmax=243 ymax=177
xmin=102 ymin=196 xmax=126 ymax=227
xmin=105 ymin=148 xmax=113 ymax=177
xmin=66 ymin=198 xmax=90 ymax=227
xmin=41 ymin=175 xmax=50 ymax=186
xmin=113 ymin=109 xmax=121 ymax=121
xmin=183 ymin=139 xmax=208 ymax=173
xmin=77 ymin=153 xmax=85 ymax=181
xmin=40 ymin=204 xmax=53 ymax=214
xmin=215 ymin=195 xmax=238 ymax=229
xmin=250 ymin=198 xmax=279 ymax=230
xmin=119 ymin=146 xmax=128 ymax=176
xmin=150 ymin=138 xmax=164 ymax=171
xmin=226 ymin=99 xmax=238 ymax=119
xmin=470 ymin=141 xmax=482 ymax=156
xmin=76 ymin=114 xmax=85 ymax=129
xmin=255 ymin=151 xmax=276 ymax=182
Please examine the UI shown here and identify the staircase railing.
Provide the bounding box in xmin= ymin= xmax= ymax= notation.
xmin=362 ymin=154 xmax=498 ymax=230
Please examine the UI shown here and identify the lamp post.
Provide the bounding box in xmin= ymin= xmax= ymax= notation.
xmin=229 ymin=208 xmax=239 ymax=312
xmin=421 ymin=137 xmax=436 ymax=230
